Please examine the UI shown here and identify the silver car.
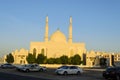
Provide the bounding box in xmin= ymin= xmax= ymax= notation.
xmin=16 ymin=64 xmax=46 ymax=72
xmin=55 ymin=65 xmax=83 ymax=75
xmin=1 ymin=63 xmax=16 ymax=69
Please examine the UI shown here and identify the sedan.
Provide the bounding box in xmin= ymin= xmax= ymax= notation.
xmin=55 ymin=65 xmax=83 ymax=75
xmin=1 ymin=63 xmax=16 ymax=69
xmin=16 ymin=64 xmax=46 ymax=72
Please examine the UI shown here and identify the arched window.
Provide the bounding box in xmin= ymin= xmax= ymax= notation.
xmin=20 ymin=60 xmax=22 ymax=64
xmin=24 ymin=60 xmax=25 ymax=64
xmin=33 ymin=48 xmax=37 ymax=54
xmin=41 ymin=48 xmax=45 ymax=55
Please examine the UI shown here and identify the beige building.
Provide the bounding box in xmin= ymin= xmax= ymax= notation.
xmin=4 ymin=48 xmax=29 ymax=64
xmin=86 ymin=50 xmax=120 ymax=67
xmin=30 ymin=16 xmax=86 ymax=59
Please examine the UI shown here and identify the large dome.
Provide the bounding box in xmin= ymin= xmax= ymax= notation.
xmin=50 ymin=30 xmax=67 ymax=43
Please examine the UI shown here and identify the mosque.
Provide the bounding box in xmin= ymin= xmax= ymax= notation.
xmin=30 ymin=16 xmax=86 ymax=58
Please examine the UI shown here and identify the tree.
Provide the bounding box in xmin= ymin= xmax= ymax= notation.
xmin=54 ymin=58 xmax=61 ymax=64
xmin=100 ymin=57 xmax=107 ymax=67
xmin=5 ymin=53 xmax=14 ymax=63
xmin=36 ymin=54 xmax=46 ymax=64
xmin=60 ymin=55 xmax=68 ymax=64
xmin=26 ymin=53 xmax=36 ymax=64
xmin=70 ymin=54 xmax=81 ymax=65
xmin=46 ymin=58 xmax=55 ymax=64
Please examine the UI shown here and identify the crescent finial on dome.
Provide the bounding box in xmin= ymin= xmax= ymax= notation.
xmin=57 ymin=28 xmax=60 ymax=31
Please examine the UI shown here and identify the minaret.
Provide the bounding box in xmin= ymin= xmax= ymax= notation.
xmin=44 ymin=16 xmax=49 ymax=42
xmin=68 ymin=16 xmax=72 ymax=43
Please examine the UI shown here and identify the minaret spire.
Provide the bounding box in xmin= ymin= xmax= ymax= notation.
xmin=68 ymin=16 xmax=72 ymax=43
xmin=44 ymin=16 xmax=49 ymax=42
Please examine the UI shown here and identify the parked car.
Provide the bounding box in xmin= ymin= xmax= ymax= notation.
xmin=16 ymin=64 xmax=46 ymax=72
xmin=55 ymin=65 xmax=83 ymax=75
xmin=102 ymin=66 xmax=120 ymax=80
xmin=1 ymin=63 xmax=16 ymax=69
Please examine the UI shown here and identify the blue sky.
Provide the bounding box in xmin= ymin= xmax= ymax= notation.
xmin=0 ymin=0 xmax=120 ymax=57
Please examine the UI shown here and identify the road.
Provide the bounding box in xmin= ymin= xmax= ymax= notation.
xmin=0 ymin=68 xmax=105 ymax=80
xmin=0 ymin=72 xmax=51 ymax=80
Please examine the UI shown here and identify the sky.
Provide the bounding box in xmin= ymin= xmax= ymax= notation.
xmin=0 ymin=0 xmax=120 ymax=57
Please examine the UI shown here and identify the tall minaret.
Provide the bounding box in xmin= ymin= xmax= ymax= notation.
xmin=44 ymin=16 xmax=49 ymax=42
xmin=68 ymin=16 xmax=72 ymax=43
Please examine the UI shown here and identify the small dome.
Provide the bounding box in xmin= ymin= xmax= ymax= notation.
xmin=50 ymin=30 xmax=67 ymax=43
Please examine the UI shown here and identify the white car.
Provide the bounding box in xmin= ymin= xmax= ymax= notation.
xmin=16 ymin=64 xmax=46 ymax=72
xmin=55 ymin=65 xmax=83 ymax=75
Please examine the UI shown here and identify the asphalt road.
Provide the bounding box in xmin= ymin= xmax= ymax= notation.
xmin=0 ymin=72 xmax=51 ymax=80
xmin=0 ymin=68 xmax=105 ymax=80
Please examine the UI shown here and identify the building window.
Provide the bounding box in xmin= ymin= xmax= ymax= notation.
xmin=33 ymin=48 xmax=37 ymax=54
xmin=107 ymin=55 xmax=109 ymax=57
xmin=118 ymin=58 xmax=120 ymax=61
xmin=20 ymin=60 xmax=22 ymax=64
xmin=114 ymin=55 xmax=117 ymax=57
xmin=21 ymin=55 xmax=25 ymax=59
xmin=118 ymin=55 xmax=120 ymax=57
xmin=41 ymin=48 xmax=45 ymax=54
xmin=114 ymin=58 xmax=117 ymax=61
